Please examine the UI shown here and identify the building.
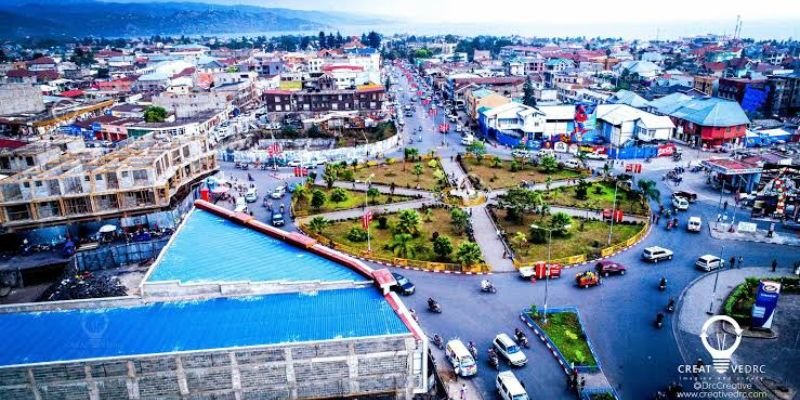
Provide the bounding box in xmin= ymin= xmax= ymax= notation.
xmin=766 ymin=72 xmax=800 ymax=117
xmin=0 ymin=99 xmax=115 ymax=136
xmin=465 ymin=88 xmax=510 ymax=121
xmin=717 ymin=77 xmax=770 ymax=114
xmin=595 ymin=103 xmax=675 ymax=146
xmin=0 ymin=135 xmax=85 ymax=175
xmin=263 ymin=85 xmax=385 ymax=114
xmin=653 ymin=97 xmax=750 ymax=147
xmin=0 ymin=134 xmax=217 ymax=231
xmin=612 ymin=60 xmax=662 ymax=79
xmin=608 ymin=89 xmax=650 ymax=109
xmin=445 ymin=76 xmax=525 ymax=101
xmin=0 ymin=200 xmax=426 ymax=399
xmin=0 ymin=84 xmax=45 ymax=116
xmin=153 ymin=91 xmax=231 ymax=119
xmin=478 ymin=102 xmax=546 ymax=146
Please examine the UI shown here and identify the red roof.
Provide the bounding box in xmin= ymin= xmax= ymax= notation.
xmin=0 ymin=138 xmax=27 ymax=150
xmin=172 ymin=67 xmax=196 ymax=79
xmin=35 ymin=70 xmax=60 ymax=81
xmin=29 ymin=56 xmax=55 ymax=65
xmin=704 ymin=62 xmax=726 ymax=72
xmin=59 ymin=89 xmax=84 ymax=98
xmin=322 ymin=64 xmax=364 ymax=72
xmin=6 ymin=69 xmax=36 ymax=78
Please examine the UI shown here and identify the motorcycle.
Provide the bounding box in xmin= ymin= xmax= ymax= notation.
xmin=487 ymin=349 xmax=499 ymax=370
xmin=659 ymin=278 xmax=667 ymax=291
xmin=514 ymin=329 xmax=530 ymax=348
xmin=427 ymin=298 xmax=442 ymax=313
xmin=655 ymin=312 xmax=665 ymax=329
xmin=666 ymin=298 xmax=675 ymax=313
xmin=480 ymin=280 xmax=497 ymax=293
xmin=432 ymin=334 xmax=444 ymax=350
xmin=467 ymin=341 xmax=478 ymax=359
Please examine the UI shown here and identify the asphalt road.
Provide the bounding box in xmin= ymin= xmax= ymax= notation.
xmin=218 ymin=65 xmax=798 ymax=400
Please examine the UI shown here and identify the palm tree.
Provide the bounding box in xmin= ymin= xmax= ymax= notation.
xmin=456 ymin=242 xmax=483 ymax=266
xmin=293 ymin=184 xmax=308 ymax=204
xmin=307 ymin=216 xmax=330 ymax=234
xmin=637 ymin=179 xmax=661 ymax=206
xmin=413 ymin=163 xmax=424 ymax=182
xmin=390 ymin=233 xmax=416 ymax=258
xmin=602 ymin=163 xmax=611 ymax=177
xmin=323 ymin=164 xmax=339 ymax=189
xmin=422 ymin=208 xmax=433 ymax=222
xmin=550 ymin=211 xmax=573 ymax=236
xmin=576 ymin=152 xmax=588 ymax=168
xmin=491 ymin=156 xmax=502 ymax=168
xmin=450 ymin=208 xmax=470 ymax=234
xmin=405 ymin=147 xmax=419 ymax=161
xmin=511 ymin=231 xmax=528 ymax=255
xmin=395 ymin=209 xmax=421 ymax=235
xmin=367 ymin=187 xmax=380 ymax=203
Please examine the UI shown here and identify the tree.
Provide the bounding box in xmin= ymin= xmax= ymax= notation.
xmin=367 ymin=187 xmax=380 ymax=203
xmin=307 ymin=216 xmax=330 ymax=234
xmin=637 ymin=178 xmax=661 ymax=206
xmin=96 ymin=68 xmax=109 ymax=79
xmin=550 ymin=212 xmax=573 ymax=236
xmin=404 ymin=147 xmax=419 ymax=161
xmin=335 ymin=31 xmax=344 ymax=47
xmin=491 ymin=156 xmax=502 ymax=168
xmin=390 ymin=233 xmax=416 ymax=258
xmin=0 ymin=49 xmax=7 ymax=63
xmin=413 ymin=163 xmax=424 ymax=182
xmin=450 ymin=208 xmax=470 ymax=234
xmin=432 ymin=235 xmax=453 ymax=260
xmin=143 ymin=106 xmax=168 ymax=123
xmin=413 ymin=48 xmax=433 ymax=59
xmin=522 ymin=75 xmax=537 ymax=107
xmin=311 ymin=189 xmax=326 ymax=209
xmin=327 ymin=33 xmax=336 ymax=49
xmin=293 ymin=184 xmax=308 ymax=203
xmin=466 ymin=140 xmax=486 ymax=160
xmin=323 ymin=164 xmax=339 ymax=189
xmin=499 ymin=187 xmax=543 ymax=224
xmin=347 ymin=227 xmax=369 ymax=242
xmin=367 ymin=31 xmax=382 ymax=49
xmin=395 ymin=209 xmax=421 ymax=235
xmin=318 ymin=31 xmax=326 ymax=49
xmin=540 ymin=155 xmax=558 ymax=173
xmin=330 ymin=187 xmax=348 ymax=203
xmin=511 ymin=231 xmax=529 ymax=254
xmin=456 ymin=242 xmax=483 ymax=265
xmin=384 ymin=76 xmax=392 ymax=91
xmin=299 ymin=36 xmax=311 ymax=50
xmin=575 ymin=179 xmax=590 ymax=200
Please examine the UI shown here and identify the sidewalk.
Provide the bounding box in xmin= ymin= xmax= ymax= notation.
xmin=470 ymin=207 xmax=515 ymax=273
xmin=300 ymin=199 xmax=431 ymax=222
xmin=429 ymin=345 xmax=484 ymax=400
xmin=329 ymin=181 xmax=434 ymax=199
xmin=709 ymin=222 xmax=800 ymax=246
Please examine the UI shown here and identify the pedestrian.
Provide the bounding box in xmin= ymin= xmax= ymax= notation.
xmin=716 ymin=214 xmax=722 ymax=223
xmin=655 ymin=215 xmax=660 ymax=224
xmin=723 ymin=201 xmax=729 ymax=211
xmin=729 ymin=256 xmax=736 ymax=269
xmin=771 ymin=259 xmax=777 ymax=272
xmin=738 ymin=256 xmax=743 ymax=268
xmin=460 ymin=383 xmax=467 ymax=400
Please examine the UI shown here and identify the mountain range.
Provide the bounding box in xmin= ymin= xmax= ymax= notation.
xmin=0 ymin=0 xmax=382 ymax=39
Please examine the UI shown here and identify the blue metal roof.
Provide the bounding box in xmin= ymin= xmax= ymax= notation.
xmin=0 ymin=288 xmax=408 ymax=367
xmin=664 ymin=97 xmax=750 ymax=127
xmin=147 ymin=209 xmax=366 ymax=284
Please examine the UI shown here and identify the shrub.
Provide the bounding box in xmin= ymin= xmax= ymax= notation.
xmin=386 ymin=157 xmax=396 ymax=165
xmin=367 ymin=160 xmax=379 ymax=167
xmin=347 ymin=227 xmax=369 ymax=242
xmin=427 ymin=159 xmax=438 ymax=169
xmin=510 ymin=160 xmax=521 ymax=172
xmin=330 ymin=188 xmax=348 ymax=203
xmin=340 ymin=169 xmax=355 ymax=181
xmin=377 ymin=216 xmax=388 ymax=229
xmin=593 ymin=185 xmax=604 ymax=195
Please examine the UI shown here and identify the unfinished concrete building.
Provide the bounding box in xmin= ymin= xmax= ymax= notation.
xmin=0 ymin=201 xmax=428 ymax=399
xmin=0 ymin=135 xmax=86 ymax=175
xmin=0 ymin=135 xmax=217 ymax=231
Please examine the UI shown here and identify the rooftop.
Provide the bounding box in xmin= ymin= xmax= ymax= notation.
xmin=146 ymin=208 xmax=367 ymax=285
xmin=0 ymin=287 xmax=408 ymax=368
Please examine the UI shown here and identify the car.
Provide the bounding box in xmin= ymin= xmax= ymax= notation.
xmin=642 ymin=246 xmax=674 ymax=263
xmin=287 ymin=159 xmax=302 ymax=167
xmin=687 ymin=216 xmax=702 ymax=232
xmin=460 ymin=135 xmax=475 ymax=146
xmin=575 ymin=271 xmax=601 ymax=288
xmin=455 ymin=125 xmax=463 ymax=133
xmin=561 ymin=159 xmax=582 ymax=169
xmin=595 ymin=260 xmax=627 ymax=277
xmin=496 ymin=371 xmax=529 ymax=400
xmin=696 ymin=254 xmax=723 ymax=271
xmin=390 ymin=272 xmax=415 ymax=295
xmin=671 ymin=195 xmax=690 ymax=211
xmin=511 ymin=149 xmax=531 ymax=158
xmin=404 ymin=111 xmax=413 ymax=117
xmin=492 ymin=334 xmax=527 ymax=366
xmin=271 ymin=212 xmax=285 ymax=227
xmin=397 ymin=119 xmax=405 ymax=126
xmin=270 ymin=187 xmax=286 ymax=199
xmin=448 ymin=115 xmax=457 ymax=123
xmin=583 ymin=152 xmax=609 ymax=160
xmin=673 ymin=191 xmax=698 ymax=203
xmin=244 ymin=188 xmax=258 ymax=203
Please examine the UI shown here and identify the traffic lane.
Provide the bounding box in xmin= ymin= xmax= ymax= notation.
xmin=399 ymin=271 xmax=578 ymax=400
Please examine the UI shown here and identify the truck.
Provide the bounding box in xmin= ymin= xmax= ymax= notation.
xmin=519 ymin=262 xmax=562 ymax=280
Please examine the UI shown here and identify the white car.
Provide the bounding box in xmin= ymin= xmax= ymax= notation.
xmin=671 ymin=195 xmax=689 ymax=211
xmin=461 ymin=135 xmax=475 ymax=146
xmin=584 ymin=152 xmax=609 ymax=160
xmin=244 ymin=189 xmax=258 ymax=203
xmin=270 ymin=187 xmax=286 ymax=199
xmin=562 ymin=159 xmax=582 ymax=169
xmin=642 ymin=246 xmax=674 ymax=263
xmin=687 ymin=216 xmax=702 ymax=232
xmin=696 ymin=255 xmax=723 ymax=272
xmin=493 ymin=334 xmax=527 ymax=367
xmin=455 ymin=125 xmax=463 ymax=133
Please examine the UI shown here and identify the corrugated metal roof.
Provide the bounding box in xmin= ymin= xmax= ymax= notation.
xmin=0 ymin=288 xmax=408 ymax=367
xmin=667 ymin=97 xmax=750 ymax=127
xmin=147 ymin=209 xmax=366 ymax=284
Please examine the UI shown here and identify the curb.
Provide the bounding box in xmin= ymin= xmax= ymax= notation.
xmin=349 ymin=254 xmax=493 ymax=275
xmin=518 ymin=314 xmax=572 ymax=376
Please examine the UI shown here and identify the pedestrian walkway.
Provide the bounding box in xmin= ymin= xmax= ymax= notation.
xmin=300 ymin=199 xmax=432 ymax=222
xmin=488 ymin=176 xmax=603 ymax=198
xmin=429 ymin=345 xmax=484 ymax=400
xmin=709 ymin=222 xmax=800 ymax=246
xmin=471 ymin=207 xmax=515 ymax=273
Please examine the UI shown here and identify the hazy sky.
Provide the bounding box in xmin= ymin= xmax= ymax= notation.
xmin=208 ymin=0 xmax=800 ymax=25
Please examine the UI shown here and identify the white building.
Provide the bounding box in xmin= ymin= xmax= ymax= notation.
xmin=480 ymin=102 xmax=546 ymax=140
xmin=613 ymin=60 xmax=662 ymax=79
xmin=595 ymin=103 xmax=674 ymax=145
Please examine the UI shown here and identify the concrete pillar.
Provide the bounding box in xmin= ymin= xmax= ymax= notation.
xmin=126 ymin=361 xmax=140 ymax=400
xmin=284 ymin=349 xmax=297 ymax=399
xmin=229 ymin=352 xmax=242 ymax=400
xmin=346 ymin=343 xmax=359 ymax=394
xmin=25 ymin=368 xmax=42 ymax=400
xmin=175 ymin=356 xmax=189 ymax=396
xmin=84 ymin=365 xmax=100 ymax=400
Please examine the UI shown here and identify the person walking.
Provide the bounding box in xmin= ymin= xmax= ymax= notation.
xmin=738 ymin=256 xmax=743 ymax=269
xmin=459 ymin=383 xmax=467 ymax=400
xmin=729 ymin=257 xmax=736 ymax=269
xmin=723 ymin=201 xmax=729 ymax=211
xmin=771 ymin=259 xmax=777 ymax=272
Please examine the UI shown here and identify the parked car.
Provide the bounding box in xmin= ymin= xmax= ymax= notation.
xmin=461 ymin=135 xmax=475 ymax=146
xmin=561 ymin=159 xmax=582 ymax=169
xmin=584 ymin=152 xmax=609 ymax=160
xmin=671 ymin=195 xmax=690 ymax=211
xmin=575 ymin=271 xmax=601 ymax=288
xmin=492 ymin=333 xmax=527 ymax=367
xmin=455 ymin=125 xmax=463 ymax=133
xmin=496 ymin=371 xmax=530 ymax=400
xmin=642 ymin=246 xmax=674 ymax=263
xmin=511 ymin=149 xmax=531 ymax=158
xmin=673 ymin=191 xmax=698 ymax=203
xmin=390 ymin=272 xmax=415 ymax=295
xmin=595 ymin=260 xmax=627 ymax=277
xmin=271 ymin=212 xmax=285 ymax=227
xmin=446 ymin=339 xmax=478 ymax=377
xmin=696 ymin=255 xmax=723 ymax=272
xmin=687 ymin=216 xmax=702 ymax=233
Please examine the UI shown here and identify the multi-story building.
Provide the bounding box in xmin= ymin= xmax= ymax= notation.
xmin=693 ymin=75 xmax=717 ymax=96
xmin=653 ymin=97 xmax=750 ymax=147
xmin=0 ymin=134 xmax=217 ymax=231
xmin=717 ymin=77 xmax=770 ymax=114
xmin=262 ymin=85 xmax=385 ymax=114
xmin=0 ymin=135 xmax=85 ymax=175
xmin=0 ymin=84 xmax=45 ymax=116
xmin=153 ymin=91 xmax=231 ymax=119
xmin=766 ymin=72 xmax=800 ymax=117
xmin=465 ymin=88 xmax=510 ymax=121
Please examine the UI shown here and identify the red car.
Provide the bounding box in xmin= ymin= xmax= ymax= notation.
xmin=595 ymin=260 xmax=627 ymax=277
xmin=575 ymin=271 xmax=601 ymax=288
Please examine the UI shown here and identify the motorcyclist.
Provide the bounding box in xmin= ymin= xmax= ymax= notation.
xmin=427 ymin=297 xmax=438 ymax=310
xmin=659 ymin=277 xmax=667 ymax=289
xmin=515 ymin=328 xmax=525 ymax=341
xmin=480 ymin=279 xmax=493 ymax=290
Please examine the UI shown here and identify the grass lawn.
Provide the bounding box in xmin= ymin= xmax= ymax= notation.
xmin=293 ymin=187 xmax=413 ymax=216
xmin=317 ymin=207 xmax=469 ymax=263
xmin=494 ymin=209 xmax=644 ymax=262
xmin=543 ymin=181 xmax=649 ymax=216
xmin=461 ymin=157 xmax=587 ymax=190
xmin=530 ymin=311 xmax=597 ymax=367
xmin=346 ymin=159 xmax=444 ymax=191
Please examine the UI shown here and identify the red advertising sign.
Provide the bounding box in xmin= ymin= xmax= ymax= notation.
xmin=657 ymin=143 xmax=676 ymax=157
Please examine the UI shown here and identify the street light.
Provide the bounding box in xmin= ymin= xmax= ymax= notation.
xmin=531 ymin=223 xmax=571 ymax=324
xmin=365 ymin=173 xmax=375 ymax=252
xmin=607 ymin=180 xmax=620 ymax=245
xmin=707 ymin=245 xmax=725 ymax=315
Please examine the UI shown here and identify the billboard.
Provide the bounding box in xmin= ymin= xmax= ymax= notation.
xmin=751 ymin=281 xmax=781 ymax=329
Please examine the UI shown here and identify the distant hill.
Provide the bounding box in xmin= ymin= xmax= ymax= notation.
xmin=0 ymin=1 xmax=379 ymax=39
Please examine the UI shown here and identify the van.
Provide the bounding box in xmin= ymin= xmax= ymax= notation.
xmin=492 ymin=333 xmax=527 ymax=366
xmin=696 ymin=255 xmax=723 ymax=272
xmin=234 ymin=197 xmax=248 ymax=214
xmin=496 ymin=371 xmax=529 ymax=400
xmin=445 ymin=339 xmax=477 ymax=377
xmin=687 ymin=216 xmax=702 ymax=233
xmin=641 ymin=246 xmax=674 ymax=263
xmin=461 ymin=135 xmax=475 ymax=146
xmin=562 ymin=159 xmax=581 ymax=169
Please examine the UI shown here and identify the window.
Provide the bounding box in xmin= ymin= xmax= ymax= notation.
xmin=5 ymin=204 xmax=31 ymax=221
xmin=95 ymin=175 xmax=103 ymax=181
xmin=121 ymin=171 xmax=129 ymax=178
xmin=25 ymin=156 xmax=34 ymax=166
